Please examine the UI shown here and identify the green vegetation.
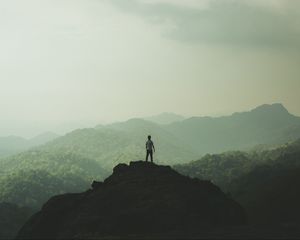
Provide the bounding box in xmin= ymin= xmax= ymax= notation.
xmin=35 ymin=104 xmax=300 ymax=170
xmin=1 ymin=104 xmax=300 ymax=235
xmin=40 ymin=121 xmax=198 ymax=169
xmin=0 ymin=151 xmax=108 ymax=209
xmin=175 ymin=139 xmax=300 ymax=223
xmin=174 ymin=151 xmax=259 ymax=191
xmin=0 ymin=202 xmax=33 ymax=239
xmin=1 ymin=104 xmax=300 ymax=211
xmin=0 ymin=119 xmax=198 ymax=209
xmin=0 ymin=170 xmax=89 ymax=209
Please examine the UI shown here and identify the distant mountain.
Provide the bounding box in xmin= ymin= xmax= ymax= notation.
xmin=0 ymin=118 xmax=198 ymax=208
xmin=28 ymin=132 xmax=59 ymax=146
xmin=2 ymin=104 xmax=300 ymax=238
xmin=0 ymin=136 xmax=29 ymax=158
xmin=3 ymin=103 xmax=299 ymax=161
xmin=47 ymin=104 xmax=300 ymax=170
xmin=1 ymin=103 xmax=300 ymax=215
xmin=42 ymin=119 xmax=198 ymax=169
xmin=0 ymin=120 xmax=197 ymax=212
xmin=0 ymin=132 xmax=59 ymax=158
xmin=144 ymin=112 xmax=185 ymax=125
xmin=164 ymin=103 xmax=300 ymax=155
xmin=17 ymin=161 xmax=245 ymax=239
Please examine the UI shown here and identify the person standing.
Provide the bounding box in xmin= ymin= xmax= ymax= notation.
xmin=146 ymin=135 xmax=155 ymax=163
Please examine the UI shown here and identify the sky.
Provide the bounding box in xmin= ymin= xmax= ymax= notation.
xmin=0 ymin=0 xmax=299 ymax=137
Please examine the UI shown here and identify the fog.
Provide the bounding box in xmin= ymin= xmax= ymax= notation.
xmin=1 ymin=0 xmax=299 ymax=137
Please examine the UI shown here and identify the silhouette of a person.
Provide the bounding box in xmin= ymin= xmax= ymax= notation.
xmin=146 ymin=135 xmax=155 ymax=163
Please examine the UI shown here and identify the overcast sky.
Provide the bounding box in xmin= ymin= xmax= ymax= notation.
xmin=1 ymin=0 xmax=299 ymax=137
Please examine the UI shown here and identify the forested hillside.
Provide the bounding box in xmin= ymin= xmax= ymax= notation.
xmin=0 ymin=119 xmax=198 ymax=209
xmin=230 ymin=139 xmax=300 ymax=223
xmin=42 ymin=120 xmax=198 ymax=169
xmin=22 ymin=104 xmax=300 ymax=170
xmin=0 ymin=151 xmax=108 ymax=209
xmin=1 ymin=104 xmax=300 ymax=237
xmin=175 ymin=139 xmax=300 ymax=223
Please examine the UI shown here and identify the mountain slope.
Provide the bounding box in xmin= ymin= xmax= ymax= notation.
xmin=41 ymin=119 xmax=198 ymax=169
xmin=0 ymin=132 xmax=59 ymax=158
xmin=164 ymin=103 xmax=300 ymax=154
xmin=17 ymin=161 xmax=246 ymax=239
xmin=229 ymin=139 xmax=300 ymax=223
xmin=0 ymin=136 xmax=29 ymax=158
xmin=174 ymin=151 xmax=258 ymax=192
xmin=5 ymin=103 xmax=299 ymax=171
xmin=144 ymin=112 xmax=185 ymax=125
xmin=0 ymin=120 xmax=196 ymax=207
xmin=28 ymin=132 xmax=59 ymax=146
xmin=0 ymin=151 xmax=108 ymax=208
xmin=175 ymin=139 xmax=300 ymax=224
xmin=1 ymin=103 xmax=300 ymax=218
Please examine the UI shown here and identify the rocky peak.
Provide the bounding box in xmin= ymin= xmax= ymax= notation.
xmin=251 ymin=103 xmax=290 ymax=116
xmin=17 ymin=161 xmax=246 ymax=239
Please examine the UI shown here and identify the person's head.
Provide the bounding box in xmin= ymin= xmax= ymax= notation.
xmin=148 ymin=135 xmax=151 ymax=140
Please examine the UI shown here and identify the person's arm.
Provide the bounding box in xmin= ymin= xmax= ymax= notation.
xmin=153 ymin=143 xmax=155 ymax=152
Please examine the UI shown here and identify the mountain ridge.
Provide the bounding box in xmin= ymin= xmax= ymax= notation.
xmin=144 ymin=112 xmax=185 ymax=125
xmin=164 ymin=103 xmax=300 ymax=154
xmin=0 ymin=132 xmax=59 ymax=158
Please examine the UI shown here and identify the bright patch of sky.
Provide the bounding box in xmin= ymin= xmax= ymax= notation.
xmin=0 ymin=0 xmax=299 ymax=137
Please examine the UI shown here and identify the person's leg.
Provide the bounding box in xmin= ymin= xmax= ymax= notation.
xmin=150 ymin=150 xmax=153 ymax=163
xmin=146 ymin=150 xmax=149 ymax=162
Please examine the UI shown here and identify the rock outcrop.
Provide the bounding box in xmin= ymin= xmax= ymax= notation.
xmin=17 ymin=161 xmax=246 ymax=239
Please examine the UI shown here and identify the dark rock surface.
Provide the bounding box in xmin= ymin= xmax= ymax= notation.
xmin=17 ymin=161 xmax=246 ymax=239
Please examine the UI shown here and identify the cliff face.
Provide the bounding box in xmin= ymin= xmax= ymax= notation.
xmin=17 ymin=161 xmax=246 ymax=239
